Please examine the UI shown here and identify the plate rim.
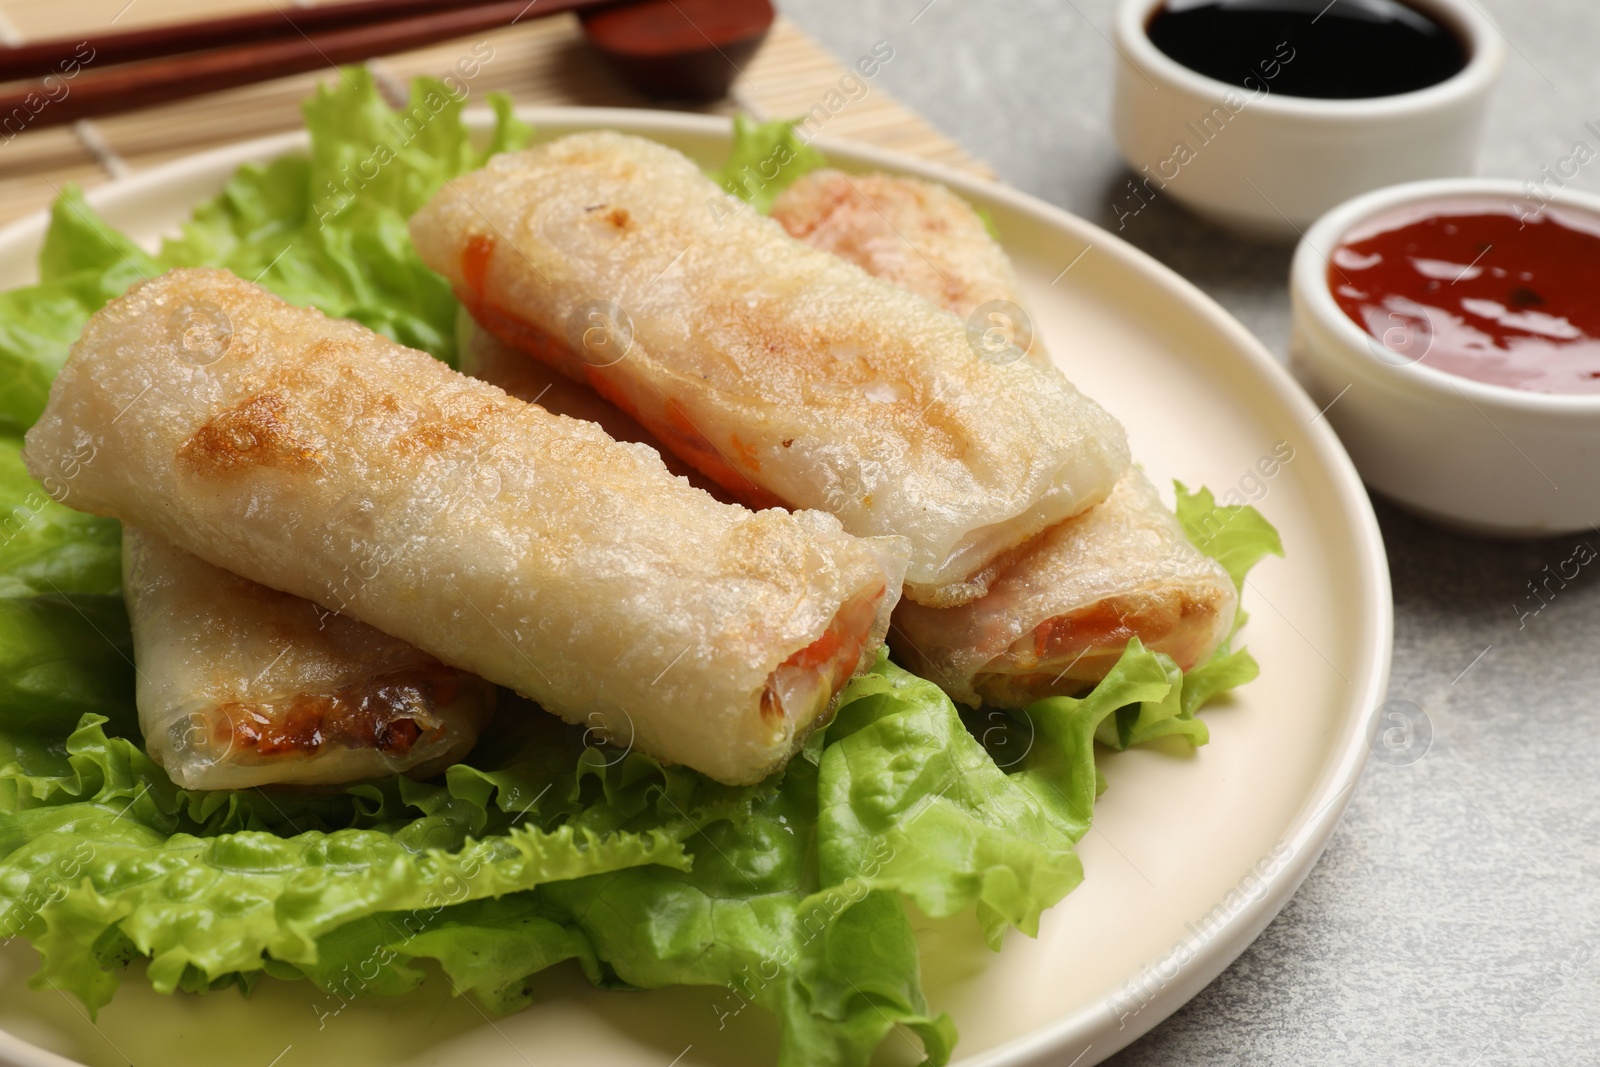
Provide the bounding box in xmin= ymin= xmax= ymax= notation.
xmin=0 ymin=105 xmax=1393 ymax=1067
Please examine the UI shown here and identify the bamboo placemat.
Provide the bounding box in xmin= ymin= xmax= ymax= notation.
xmin=0 ymin=2 xmax=990 ymax=228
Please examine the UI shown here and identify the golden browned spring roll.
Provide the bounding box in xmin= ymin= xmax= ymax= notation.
xmin=124 ymin=527 xmax=494 ymax=790
xmin=134 ymin=309 xmax=713 ymax=794
xmin=24 ymin=268 xmax=908 ymax=786
xmin=772 ymin=168 xmax=1031 ymax=349
xmin=892 ymin=474 xmax=1237 ymax=707
xmin=408 ymin=131 xmax=1129 ymax=607
xmin=775 ymin=170 xmax=1237 ymax=707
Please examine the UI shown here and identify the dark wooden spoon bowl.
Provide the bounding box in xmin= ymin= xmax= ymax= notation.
xmin=582 ymin=0 xmax=775 ymax=101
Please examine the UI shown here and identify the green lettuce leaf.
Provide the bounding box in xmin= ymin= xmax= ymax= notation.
xmin=1089 ymin=482 xmax=1281 ymax=752
xmin=2 ymin=795 xmax=689 ymax=1011
xmin=0 ymin=703 xmax=697 ymax=1009
xmin=0 ymin=436 xmax=131 ymax=761
xmin=1174 ymin=481 xmax=1285 ymax=589
xmin=1015 ymin=642 xmax=1179 ymax=824
xmin=160 ymin=68 xmax=532 ymax=363
xmin=0 ymin=190 xmax=160 ymax=434
xmin=0 ymin=436 xmax=121 ymax=599
xmin=385 ymin=894 xmax=602 ymax=1009
xmin=714 ymin=115 xmax=826 ymax=213
xmin=532 ymin=757 xmax=956 ymax=1067
xmin=391 ymin=726 xmax=957 ymax=1067
xmin=816 ymin=656 xmax=1082 ymax=948
xmin=0 ymin=699 xmax=960 ymax=1065
xmin=0 ymin=599 xmax=135 ymax=762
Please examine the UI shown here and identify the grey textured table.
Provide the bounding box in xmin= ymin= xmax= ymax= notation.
xmin=780 ymin=2 xmax=1600 ymax=1063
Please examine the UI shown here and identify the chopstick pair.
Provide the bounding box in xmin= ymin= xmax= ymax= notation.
xmin=0 ymin=0 xmax=774 ymax=133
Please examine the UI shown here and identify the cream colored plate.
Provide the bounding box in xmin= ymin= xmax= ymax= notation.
xmin=0 ymin=108 xmax=1391 ymax=1067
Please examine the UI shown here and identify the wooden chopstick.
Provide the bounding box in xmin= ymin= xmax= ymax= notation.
xmin=0 ymin=0 xmax=617 ymax=82
xmin=0 ymin=0 xmax=613 ymax=133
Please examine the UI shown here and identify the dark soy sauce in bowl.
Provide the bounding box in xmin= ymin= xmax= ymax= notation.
xmin=1147 ymin=0 xmax=1468 ymax=99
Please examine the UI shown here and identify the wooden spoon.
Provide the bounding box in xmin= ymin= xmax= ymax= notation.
xmin=0 ymin=0 xmax=776 ymax=131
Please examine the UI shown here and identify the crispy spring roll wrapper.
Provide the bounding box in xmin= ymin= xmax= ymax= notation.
xmin=771 ymin=168 xmax=1035 ymax=360
xmin=454 ymin=308 xmax=720 ymax=493
xmin=891 ymin=474 xmax=1237 ymax=707
xmin=24 ymin=268 xmax=909 ymax=786
xmin=124 ymin=527 xmax=494 ymax=790
xmin=774 ymin=171 xmax=1237 ymax=706
xmin=408 ymin=131 xmax=1129 ymax=607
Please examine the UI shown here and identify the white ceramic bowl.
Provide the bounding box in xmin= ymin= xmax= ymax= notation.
xmin=1112 ymin=0 xmax=1505 ymax=237
xmin=1290 ymin=178 xmax=1600 ymax=536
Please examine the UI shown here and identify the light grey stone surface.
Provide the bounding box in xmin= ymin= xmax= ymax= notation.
xmin=779 ymin=2 xmax=1600 ymax=1063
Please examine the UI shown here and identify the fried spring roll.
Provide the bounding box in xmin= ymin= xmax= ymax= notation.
xmin=771 ymin=168 xmax=1032 ymax=353
xmin=124 ymin=527 xmax=494 ymax=790
xmin=891 ymin=474 xmax=1237 ymax=707
xmin=774 ymin=171 xmax=1237 ymax=707
xmin=132 ymin=310 xmax=716 ymax=794
xmin=24 ymin=269 xmax=908 ymax=786
xmin=408 ymin=131 xmax=1129 ymax=607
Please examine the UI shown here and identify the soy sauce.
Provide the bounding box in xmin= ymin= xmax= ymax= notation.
xmin=1147 ymin=0 xmax=1467 ymax=99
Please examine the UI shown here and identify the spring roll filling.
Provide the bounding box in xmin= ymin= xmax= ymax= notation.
xmin=763 ymin=580 xmax=886 ymax=735
xmin=190 ymin=665 xmax=477 ymax=760
xmin=973 ymin=588 xmax=1230 ymax=701
xmin=916 ymin=492 xmax=1109 ymax=608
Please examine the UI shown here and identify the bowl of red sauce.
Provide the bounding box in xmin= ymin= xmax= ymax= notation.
xmin=1291 ymin=179 xmax=1600 ymax=536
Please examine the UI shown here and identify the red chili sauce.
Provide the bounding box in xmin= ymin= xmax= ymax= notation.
xmin=1328 ymin=200 xmax=1600 ymax=394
